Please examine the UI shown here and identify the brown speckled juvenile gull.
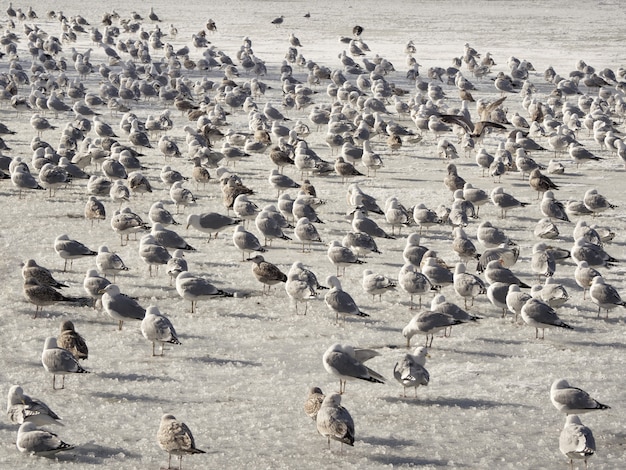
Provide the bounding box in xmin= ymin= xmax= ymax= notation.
xmin=157 ymin=414 xmax=205 ymax=470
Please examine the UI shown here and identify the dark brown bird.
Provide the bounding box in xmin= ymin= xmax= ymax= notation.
xmin=529 ymin=168 xmax=559 ymax=198
xmin=57 ymin=320 xmax=88 ymax=360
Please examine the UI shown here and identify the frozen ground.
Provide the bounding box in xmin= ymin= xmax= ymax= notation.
xmin=0 ymin=1 xmax=625 ymax=468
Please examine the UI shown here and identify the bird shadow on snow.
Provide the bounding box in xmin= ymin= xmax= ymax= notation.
xmin=90 ymin=390 xmax=170 ymax=403
xmin=367 ymin=452 xmax=450 ymax=467
xmin=97 ymin=371 xmax=176 ymax=382
xmin=55 ymin=442 xmax=142 ymax=464
xmin=191 ymin=355 xmax=262 ymax=367
xmin=380 ymin=395 xmax=527 ymax=410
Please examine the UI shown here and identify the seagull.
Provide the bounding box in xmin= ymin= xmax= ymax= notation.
xmin=362 ymin=269 xmax=396 ymax=301
xmin=247 ymin=255 xmax=287 ymax=294
xmin=16 ymin=422 xmax=74 ymax=457
xmin=6 ymin=385 xmax=63 ymax=426
xmin=54 ymin=234 xmax=97 ymax=271
xmin=490 ymin=186 xmax=529 ymax=218
xmin=316 ymin=393 xmax=355 ymax=450
xmin=141 ymin=305 xmax=181 ymax=356
xmin=232 ymin=225 xmax=266 ymax=261
xmin=175 ymin=271 xmax=233 ymax=313
xmin=398 ymin=263 xmax=434 ymax=309
xmin=304 ymin=387 xmax=325 ymax=421
xmin=403 ymin=311 xmax=464 ymax=347
xmin=393 ymin=346 xmax=430 ymax=397
xmin=453 ymin=262 xmax=486 ymax=308
xmin=589 ymin=276 xmax=626 ymax=318
xmin=327 ymin=240 xmax=365 ymax=276
xmin=325 ymin=275 xmax=369 ymax=322
xmin=100 ymin=283 xmax=146 ymax=330
xmin=550 ymin=378 xmax=610 ymax=414
xmin=57 ymin=320 xmax=88 ymax=361
xmin=322 ymin=343 xmax=385 ymax=394
xmin=157 ymin=414 xmax=206 ymax=470
xmin=21 ymin=259 xmax=67 ymax=289
xmin=520 ymin=298 xmax=573 ymax=339
xmin=41 ymin=337 xmax=89 ymax=390
xmin=559 ymin=415 xmax=595 ymax=470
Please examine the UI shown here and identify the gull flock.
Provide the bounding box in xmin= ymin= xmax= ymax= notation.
xmin=0 ymin=2 xmax=624 ymax=468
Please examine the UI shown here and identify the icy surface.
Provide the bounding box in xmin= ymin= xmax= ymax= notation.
xmin=0 ymin=1 xmax=625 ymax=468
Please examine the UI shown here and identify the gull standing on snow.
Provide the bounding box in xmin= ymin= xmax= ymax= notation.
xmin=583 ymin=188 xmax=617 ymax=215
xmin=294 ymin=217 xmax=322 ymax=252
xmin=247 ymin=255 xmax=287 ymax=294
xmin=402 ymin=233 xmax=429 ymax=267
xmin=589 ymin=276 xmax=626 ymax=318
xmin=186 ymin=212 xmax=241 ymax=241
xmin=422 ymin=257 xmax=453 ymax=289
xmin=505 ymin=284 xmax=532 ymax=322
xmin=316 ymin=393 xmax=355 ymax=450
xmin=157 ymin=414 xmax=206 ymax=470
xmin=453 ymin=262 xmax=486 ymax=308
xmin=490 ymin=186 xmax=529 ymax=218
xmin=403 ymin=311 xmax=464 ymax=347
xmin=574 ymin=261 xmax=602 ymax=299
xmin=169 ymin=181 xmax=197 ymax=213
xmin=7 ymin=385 xmax=62 ymax=426
xmin=520 ymin=298 xmax=573 ymax=339
xmin=95 ymin=246 xmax=129 ymax=282
xmin=21 ymin=259 xmax=67 ymax=289
xmin=559 ymin=415 xmax=595 ymax=470
xmin=322 ymin=343 xmax=385 ymax=394
xmin=100 ymin=283 xmax=146 ymax=330
xmin=325 ymin=275 xmax=369 ymax=322
xmin=232 ymin=225 xmax=266 ymax=261
xmin=141 ymin=305 xmax=181 ymax=356
xmin=550 ymin=378 xmax=610 ymax=414
xmin=41 ymin=337 xmax=89 ymax=390
xmin=327 ymin=240 xmax=365 ymax=276
xmin=54 ymin=234 xmax=97 ymax=271
xmin=16 ymin=422 xmax=74 ymax=457
xmin=541 ymin=190 xmax=570 ymax=222
xmin=393 ymin=347 xmax=430 ymax=397
xmin=362 ymin=269 xmax=396 ymax=301
xmin=477 ymin=221 xmax=514 ymax=248
xmin=175 ymin=271 xmax=233 ymax=313
xmin=398 ymin=263 xmax=433 ymax=309
xmin=139 ymin=235 xmax=172 ymax=276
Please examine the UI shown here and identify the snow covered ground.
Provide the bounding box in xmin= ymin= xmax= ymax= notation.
xmin=0 ymin=0 xmax=625 ymax=468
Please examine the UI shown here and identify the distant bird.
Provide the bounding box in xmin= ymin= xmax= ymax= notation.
xmin=362 ymin=269 xmax=396 ymax=301
xmin=550 ymin=378 xmax=610 ymax=415
xmin=157 ymin=414 xmax=206 ymax=470
xmin=559 ymin=415 xmax=595 ymax=470
xmin=322 ymin=343 xmax=385 ymax=394
xmin=316 ymin=393 xmax=355 ymax=450
xmin=41 ymin=337 xmax=89 ymax=390
xmin=393 ymin=346 xmax=430 ymax=397
xmin=453 ymin=262 xmax=486 ymax=308
xmin=22 ymin=277 xmax=89 ymax=318
xmin=141 ymin=305 xmax=181 ymax=356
